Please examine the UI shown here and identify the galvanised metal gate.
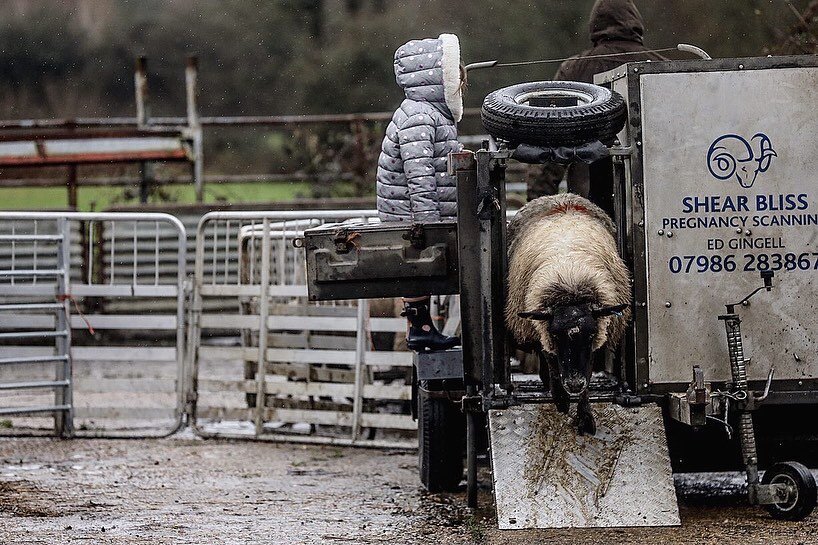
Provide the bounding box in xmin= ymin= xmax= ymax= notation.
xmin=0 ymin=212 xmax=187 ymax=437
xmin=0 ymin=209 xmax=416 ymax=447
xmin=189 ymin=211 xmax=415 ymax=448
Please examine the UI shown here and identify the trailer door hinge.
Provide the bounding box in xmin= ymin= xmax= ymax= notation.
xmin=615 ymin=394 xmax=643 ymax=407
xmin=461 ymin=394 xmax=483 ymax=412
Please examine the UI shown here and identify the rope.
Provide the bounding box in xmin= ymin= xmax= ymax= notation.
xmin=494 ymin=47 xmax=678 ymax=68
xmin=57 ymin=294 xmax=95 ymax=334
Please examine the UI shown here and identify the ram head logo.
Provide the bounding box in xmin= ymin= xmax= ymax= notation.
xmin=707 ymin=133 xmax=777 ymax=189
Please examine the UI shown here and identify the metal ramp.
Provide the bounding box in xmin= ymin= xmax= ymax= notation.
xmin=488 ymin=402 xmax=680 ymax=529
xmin=0 ymin=218 xmax=73 ymax=435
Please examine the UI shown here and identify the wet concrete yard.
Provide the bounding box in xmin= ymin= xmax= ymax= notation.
xmin=1 ymin=435 xmax=816 ymax=544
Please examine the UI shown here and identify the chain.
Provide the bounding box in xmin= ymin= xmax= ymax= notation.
xmin=57 ymin=293 xmax=95 ymax=334
xmin=711 ymin=389 xmax=748 ymax=402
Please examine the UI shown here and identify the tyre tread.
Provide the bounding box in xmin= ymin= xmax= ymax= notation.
xmin=418 ymin=388 xmax=465 ymax=492
xmin=481 ymin=81 xmax=627 ymax=147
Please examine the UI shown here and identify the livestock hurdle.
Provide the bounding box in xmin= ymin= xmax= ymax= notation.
xmin=0 ymin=212 xmax=187 ymax=437
xmin=189 ymin=211 xmax=415 ymax=448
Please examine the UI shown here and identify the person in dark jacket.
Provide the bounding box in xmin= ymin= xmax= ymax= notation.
xmin=377 ymin=34 xmax=465 ymax=351
xmin=527 ymin=0 xmax=666 ymax=212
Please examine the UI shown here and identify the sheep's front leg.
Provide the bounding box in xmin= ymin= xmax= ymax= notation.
xmin=575 ymin=390 xmax=596 ymax=436
xmin=537 ymin=352 xmax=566 ymax=412
xmin=539 ymin=353 xmax=569 ymax=414
xmin=537 ymin=351 xmax=550 ymax=387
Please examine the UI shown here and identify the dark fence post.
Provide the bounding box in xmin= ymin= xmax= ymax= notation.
xmin=67 ymin=165 xmax=78 ymax=210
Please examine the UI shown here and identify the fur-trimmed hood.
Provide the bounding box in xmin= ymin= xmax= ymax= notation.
xmin=393 ymin=34 xmax=463 ymax=122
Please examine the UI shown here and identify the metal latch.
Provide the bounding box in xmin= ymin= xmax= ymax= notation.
xmin=402 ymin=224 xmax=426 ymax=249
xmin=668 ymin=365 xmax=713 ymax=428
xmin=476 ymin=186 xmax=501 ymax=220
xmin=332 ymin=228 xmax=361 ymax=254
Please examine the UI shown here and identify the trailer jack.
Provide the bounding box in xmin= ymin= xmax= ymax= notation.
xmin=719 ymin=271 xmax=817 ymax=520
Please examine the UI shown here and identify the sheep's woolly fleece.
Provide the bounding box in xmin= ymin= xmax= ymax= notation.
xmin=505 ymin=193 xmax=632 ymax=354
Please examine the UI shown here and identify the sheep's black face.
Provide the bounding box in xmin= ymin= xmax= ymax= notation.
xmin=518 ymin=302 xmax=628 ymax=397
xmin=548 ymin=304 xmax=597 ymax=395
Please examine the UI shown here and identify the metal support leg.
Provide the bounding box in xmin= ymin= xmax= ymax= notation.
xmin=723 ymin=313 xmax=759 ymax=503
xmin=351 ymin=299 xmax=369 ymax=441
xmin=466 ymin=386 xmax=478 ymax=509
xmin=739 ymin=412 xmax=760 ymax=503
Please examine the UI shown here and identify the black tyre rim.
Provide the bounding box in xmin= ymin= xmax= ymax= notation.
xmin=514 ymin=88 xmax=597 ymax=107
xmin=481 ymin=81 xmax=626 ymax=147
xmin=770 ymin=473 xmax=800 ymax=513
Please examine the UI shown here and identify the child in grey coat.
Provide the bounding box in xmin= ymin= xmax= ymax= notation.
xmin=376 ymin=34 xmax=465 ymax=351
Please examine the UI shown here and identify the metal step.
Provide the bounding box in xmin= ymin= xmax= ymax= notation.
xmin=488 ymin=403 xmax=680 ymax=529
xmin=506 ymin=373 xmax=621 ymax=404
xmin=0 ymin=380 xmax=70 ymax=391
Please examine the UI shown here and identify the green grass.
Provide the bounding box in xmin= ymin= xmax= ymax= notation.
xmin=0 ymin=181 xmax=311 ymax=211
xmin=465 ymin=514 xmax=486 ymax=543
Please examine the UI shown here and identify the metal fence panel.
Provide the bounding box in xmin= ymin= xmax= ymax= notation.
xmin=0 ymin=212 xmax=186 ymax=437
xmin=190 ymin=211 xmax=415 ymax=448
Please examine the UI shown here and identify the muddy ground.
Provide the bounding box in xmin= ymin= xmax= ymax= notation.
xmin=0 ymin=435 xmax=815 ymax=545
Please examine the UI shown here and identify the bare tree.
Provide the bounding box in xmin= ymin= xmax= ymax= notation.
xmin=776 ymin=0 xmax=818 ymax=54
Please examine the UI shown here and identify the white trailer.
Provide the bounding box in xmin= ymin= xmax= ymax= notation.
xmin=303 ymin=54 xmax=818 ymax=528
xmin=598 ymin=55 xmax=818 ymax=394
xmin=596 ymin=55 xmax=818 ymax=521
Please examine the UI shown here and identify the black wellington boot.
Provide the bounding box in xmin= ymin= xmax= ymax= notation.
xmin=401 ymin=299 xmax=460 ymax=352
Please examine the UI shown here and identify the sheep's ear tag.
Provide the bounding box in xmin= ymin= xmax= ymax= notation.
xmin=592 ymin=304 xmax=629 ymax=318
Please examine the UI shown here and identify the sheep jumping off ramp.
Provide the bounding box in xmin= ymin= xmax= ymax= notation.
xmin=506 ymin=193 xmax=632 ymax=435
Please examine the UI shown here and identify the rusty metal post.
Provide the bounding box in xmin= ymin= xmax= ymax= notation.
xmin=186 ymin=55 xmax=204 ymax=203
xmin=135 ymin=57 xmax=148 ymax=127
xmin=135 ymin=56 xmax=154 ymax=204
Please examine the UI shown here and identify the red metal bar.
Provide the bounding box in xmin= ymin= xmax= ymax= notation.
xmin=0 ymin=128 xmax=187 ymax=142
xmin=0 ymin=149 xmax=190 ymax=166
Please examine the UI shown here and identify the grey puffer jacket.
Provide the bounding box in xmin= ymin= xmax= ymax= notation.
xmin=376 ymin=34 xmax=464 ymax=222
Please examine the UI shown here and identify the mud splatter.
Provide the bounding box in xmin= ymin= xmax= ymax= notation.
xmin=0 ymin=480 xmax=59 ymax=517
xmin=522 ymin=405 xmax=631 ymax=515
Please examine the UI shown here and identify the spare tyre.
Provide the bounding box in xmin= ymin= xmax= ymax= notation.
xmin=481 ymin=81 xmax=627 ymax=147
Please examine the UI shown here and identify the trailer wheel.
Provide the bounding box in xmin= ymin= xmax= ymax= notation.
xmin=418 ymin=386 xmax=465 ymax=492
xmin=761 ymin=461 xmax=817 ymax=521
xmin=481 ymin=81 xmax=627 ymax=147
